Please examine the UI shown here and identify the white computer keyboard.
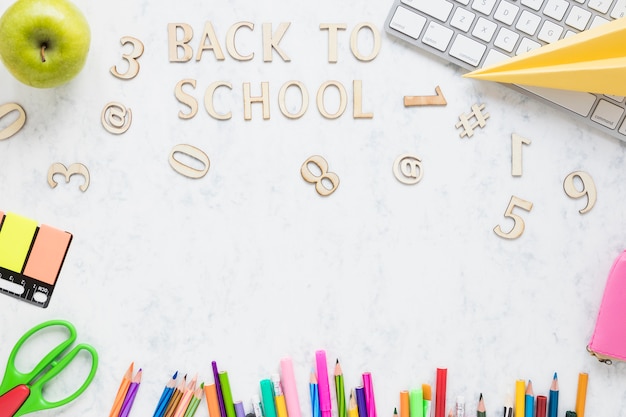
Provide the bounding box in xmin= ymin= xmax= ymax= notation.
xmin=384 ymin=0 xmax=626 ymax=142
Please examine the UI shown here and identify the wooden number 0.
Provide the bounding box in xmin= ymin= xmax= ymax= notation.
xmin=169 ymin=144 xmax=210 ymax=179
xmin=301 ymin=155 xmax=339 ymax=196
xmin=0 ymin=103 xmax=26 ymax=141
xmin=494 ymin=195 xmax=533 ymax=239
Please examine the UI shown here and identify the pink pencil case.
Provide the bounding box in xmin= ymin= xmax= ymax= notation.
xmin=588 ymin=250 xmax=626 ymax=364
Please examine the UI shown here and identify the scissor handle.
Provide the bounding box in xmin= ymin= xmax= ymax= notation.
xmin=0 ymin=320 xmax=98 ymax=416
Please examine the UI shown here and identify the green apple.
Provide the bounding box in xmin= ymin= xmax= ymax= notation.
xmin=0 ymin=0 xmax=90 ymax=88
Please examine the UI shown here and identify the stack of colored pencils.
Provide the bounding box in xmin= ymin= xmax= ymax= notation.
xmin=108 ymin=363 xmax=142 ymax=417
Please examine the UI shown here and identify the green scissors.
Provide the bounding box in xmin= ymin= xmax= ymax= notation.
xmin=0 ymin=320 xmax=98 ymax=417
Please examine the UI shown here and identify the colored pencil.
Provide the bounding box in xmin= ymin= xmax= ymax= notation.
xmin=476 ymin=393 xmax=486 ymax=417
xmin=575 ymin=373 xmax=588 ymax=417
xmin=272 ymin=374 xmax=288 ymax=417
xmin=154 ymin=372 xmax=179 ymax=417
xmin=335 ymin=360 xmax=347 ymax=417
xmin=547 ymin=373 xmax=558 ymax=417
xmin=536 ymin=395 xmax=547 ymax=417
xmin=316 ymin=350 xmax=332 ymax=417
xmin=109 ymin=362 xmax=134 ymax=417
xmin=393 ymin=408 xmax=398 ymax=417
xmin=204 ymin=383 xmax=221 ymax=417
xmin=220 ymin=371 xmax=236 ymax=417
xmin=410 ymin=387 xmax=423 ymax=417
xmin=423 ymin=384 xmax=432 ymax=417
xmin=281 ymin=357 xmax=302 ymax=417
xmin=164 ymin=375 xmax=187 ymax=417
xmin=213 ymin=361 xmax=227 ymax=417
xmin=235 ymin=400 xmax=246 ymax=417
xmin=399 ymin=390 xmax=409 ymax=417
xmin=515 ymin=380 xmax=525 ymax=417
xmin=173 ymin=374 xmax=198 ymax=417
xmin=310 ymin=370 xmax=320 ymax=417
xmin=119 ymin=368 xmax=142 ymax=417
xmin=435 ymin=368 xmax=447 ymax=417
xmin=261 ymin=378 xmax=278 ymax=417
xmin=348 ymin=390 xmax=359 ymax=417
xmin=524 ymin=381 xmax=534 ymax=417
xmin=355 ymin=386 xmax=367 ymax=417
xmin=184 ymin=386 xmax=205 ymax=417
xmin=252 ymin=394 xmax=264 ymax=417
xmin=362 ymin=372 xmax=377 ymax=417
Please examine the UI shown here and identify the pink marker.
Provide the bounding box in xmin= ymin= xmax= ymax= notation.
xmin=280 ymin=357 xmax=302 ymax=417
xmin=316 ymin=350 xmax=332 ymax=417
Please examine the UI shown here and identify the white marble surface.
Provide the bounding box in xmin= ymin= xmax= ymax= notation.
xmin=1 ymin=0 xmax=625 ymax=416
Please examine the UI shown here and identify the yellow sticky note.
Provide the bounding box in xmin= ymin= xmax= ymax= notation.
xmin=465 ymin=17 xmax=626 ymax=95
xmin=0 ymin=212 xmax=38 ymax=272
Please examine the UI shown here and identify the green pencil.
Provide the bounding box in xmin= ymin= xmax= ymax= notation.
xmin=334 ymin=360 xmax=346 ymax=417
xmin=219 ymin=372 xmax=236 ymax=417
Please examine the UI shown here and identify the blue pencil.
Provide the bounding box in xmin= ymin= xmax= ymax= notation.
xmin=548 ymin=373 xmax=559 ymax=417
xmin=355 ymin=387 xmax=367 ymax=417
xmin=153 ymin=371 xmax=178 ymax=417
xmin=525 ymin=381 xmax=534 ymax=417
xmin=310 ymin=370 xmax=320 ymax=417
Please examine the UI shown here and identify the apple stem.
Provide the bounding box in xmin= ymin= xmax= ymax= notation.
xmin=40 ymin=44 xmax=47 ymax=63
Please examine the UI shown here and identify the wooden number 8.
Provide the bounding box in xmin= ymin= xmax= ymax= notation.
xmin=301 ymin=155 xmax=340 ymax=196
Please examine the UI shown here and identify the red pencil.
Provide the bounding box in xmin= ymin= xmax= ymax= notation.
xmin=435 ymin=368 xmax=447 ymax=417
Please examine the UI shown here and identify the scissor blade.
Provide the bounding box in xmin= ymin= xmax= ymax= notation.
xmin=0 ymin=384 xmax=30 ymax=417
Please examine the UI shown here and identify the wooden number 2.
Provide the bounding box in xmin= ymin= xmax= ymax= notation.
xmin=110 ymin=36 xmax=144 ymax=80
xmin=47 ymin=163 xmax=90 ymax=192
xmin=494 ymin=196 xmax=533 ymax=239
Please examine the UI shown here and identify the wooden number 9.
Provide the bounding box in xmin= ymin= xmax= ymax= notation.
xmin=563 ymin=171 xmax=596 ymax=214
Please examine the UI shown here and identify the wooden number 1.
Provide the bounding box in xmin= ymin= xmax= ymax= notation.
xmin=511 ymin=133 xmax=531 ymax=177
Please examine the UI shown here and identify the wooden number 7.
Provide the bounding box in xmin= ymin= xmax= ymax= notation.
xmin=494 ymin=195 xmax=533 ymax=239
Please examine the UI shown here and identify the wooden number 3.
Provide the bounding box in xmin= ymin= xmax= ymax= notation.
xmin=110 ymin=36 xmax=144 ymax=80
xmin=47 ymin=163 xmax=90 ymax=192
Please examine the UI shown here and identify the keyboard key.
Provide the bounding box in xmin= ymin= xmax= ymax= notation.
xmin=451 ymin=8 xmax=476 ymax=32
xmin=605 ymin=94 xmax=625 ymax=103
xmin=521 ymin=0 xmax=545 ymax=11
xmin=516 ymin=10 xmax=542 ymax=35
xmin=483 ymin=49 xmax=510 ymax=68
xmin=494 ymin=27 xmax=520 ymax=52
xmin=401 ymin=0 xmax=454 ymax=21
xmin=422 ymin=21 xmax=454 ymax=51
xmin=519 ymin=85 xmax=596 ymax=117
xmin=390 ymin=6 xmax=428 ymax=39
xmin=450 ymin=34 xmax=487 ymax=66
xmin=544 ymin=0 xmax=569 ymax=20
xmin=472 ymin=17 xmax=498 ymax=42
xmin=538 ymin=20 xmax=564 ymax=43
xmin=455 ymin=0 xmax=471 ymax=4
xmin=566 ymin=6 xmax=592 ymax=30
xmin=589 ymin=0 xmax=612 ymax=13
xmin=516 ymin=37 xmax=541 ymax=54
xmin=619 ymin=119 xmax=626 ymax=136
xmin=592 ymin=99 xmax=625 ymax=129
xmin=471 ymin=0 xmax=498 ymax=15
xmin=611 ymin=0 xmax=626 ymax=18
xmin=590 ymin=15 xmax=610 ymax=28
xmin=494 ymin=1 xmax=520 ymax=25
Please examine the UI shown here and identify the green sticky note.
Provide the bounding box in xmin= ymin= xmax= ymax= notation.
xmin=0 ymin=212 xmax=38 ymax=272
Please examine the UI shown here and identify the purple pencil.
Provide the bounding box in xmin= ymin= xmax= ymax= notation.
xmin=213 ymin=361 xmax=227 ymax=417
xmin=119 ymin=369 xmax=142 ymax=417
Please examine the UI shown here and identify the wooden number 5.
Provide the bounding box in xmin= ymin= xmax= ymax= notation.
xmin=110 ymin=36 xmax=144 ymax=80
xmin=47 ymin=163 xmax=90 ymax=192
xmin=494 ymin=195 xmax=533 ymax=239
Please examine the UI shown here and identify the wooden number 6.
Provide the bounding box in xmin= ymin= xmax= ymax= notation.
xmin=563 ymin=171 xmax=597 ymax=214
xmin=494 ymin=195 xmax=533 ymax=239
xmin=0 ymin=103 xmax=26 ymax=141
xmin=47 ymin=163 xmax=90 ymax=192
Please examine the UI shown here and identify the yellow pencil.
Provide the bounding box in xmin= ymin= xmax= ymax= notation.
xmin=575 ymin=373 xmax=588 ymax=417
xmin=109 ymin=362 xmax=134 ymax=417
xmin=348 ymin=390 xmax=359 ymax=417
